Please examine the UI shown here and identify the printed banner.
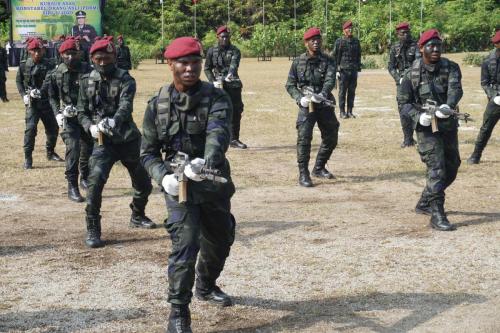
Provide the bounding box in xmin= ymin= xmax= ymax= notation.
xmin=11 ymin=0 xmax=102 ymax=42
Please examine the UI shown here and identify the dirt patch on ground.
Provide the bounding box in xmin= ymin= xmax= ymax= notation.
xmin=1 ymin=56 xmax=499 ymax=332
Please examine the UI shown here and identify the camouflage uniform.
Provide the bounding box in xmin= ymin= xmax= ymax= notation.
xmin=400 ymin=57 xmax=463 ymax=214
xmin=468 ymin=49 xmax=500 ymax=163
xmin=285 ymin=51 xmax=339 ymax=181
xmin=0 ymin=46 xmax=8 ymax=101
xmin=140 ymin=81 xmax=236 ymax=305
xmin=16 ymin=57 xmax=60 ymax=163
xmin=204 ymin=44 xmax=244 ymax=142
xmin=116 ymin=44 xmax=132 ymax=71
xmin=333 ymin=36 xmax=361 ymax=117
xmin=47 ymin=61 xmax=93 ymax=195
xmin=388 ymin=39 xmax=420 ymax=145
xmin=77 ymin=67 xmax=153 ymax=239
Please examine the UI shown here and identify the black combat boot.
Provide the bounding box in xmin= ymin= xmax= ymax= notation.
xmin=23 ymin=153 xmax=33 ymax=170
xmin=429 ymin=201 xmax=456 ymax=231
xmin=230 ymin=139 xmax=248 ymax=149
xmin=130 ymin=212 xmax=156 ymax=229
xmin=80 ymin=178 xmax=89 ymax=190
xmin=166 ymin=304 xmax=192 ymax=333
xmin=47 ymin=150 xmax=64 ymax=162
xmin=346 ymin=107 xmax=356 ymax=119
xmin=298 ymin=165 xmax=313 ymax=187
xmin=195 ymin=283 xmax=233 ymax=307
xmin=85 ymin=216 xmax=104 ymax=248
xmin=339 ymin=108 xmax=347 ymax=119
xmin=68 ymin=180 xmax=85 ymax=203
xmin=467 ymin=148 xmax=481 ymax=165
xmin=415 ymin=196 xmax=431 ymax=215
xmin=312 ymin=163 xmax=335 ymax=179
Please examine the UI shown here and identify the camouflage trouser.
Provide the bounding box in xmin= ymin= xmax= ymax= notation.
xmin=472 ymin=99 xmax=500 ymax=156
xmin=416 ymin=129 xmax=461 ymax=205
xmin=296 ymin=105 xmax=339 ymax=168
xmin=85 ymin=138 xmax=152 ymax=218
xmin=164 ymin=194 xmax=235 ymax=305
xmin=0 ymin=71 xmax=6 ymax=99
xmin=24 ymin=105 xmax=59 ymax=155
xmin=60 ymin=120 xmax=94 ymax=183
xmin=224 ymin=86 xmax=243 ymax=140
xmin=338 ymin=69 xmax=358 ymax=111
xmin=396 ymin=83 xmax=414 ymax=142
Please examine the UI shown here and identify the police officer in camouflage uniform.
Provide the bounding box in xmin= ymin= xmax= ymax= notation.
xmin=47 ymin=37 xmax=93 ymax=202
xmin=388 ymin=22 xmax=420 ymax=148
xmin=286 ymin=27 xmax=339 ymax=188
xmin=16 ymin=39 xmax=63 ymax=169
xmin=467 ymin=31 xmax=500 ymax=165
xmin=333 ymin=20 xmax=361 ymax=119
xmin=141 ymin=37 xmax=236 ymax=333
xmin=116 ymin=35 xmax=132 ymax=71
xmin=0 ymin=41 xmax=8 ymax=102
xmin=400 ymin=29 xmax=463 ymax=231
xmin=204 ymin=26 xmax=247 ymax=149
xmin=77 ymin=37 xmax=156 ymax=248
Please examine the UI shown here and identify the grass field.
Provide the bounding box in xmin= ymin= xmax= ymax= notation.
xmin=0 ymin=55 xmax=499 ymax=332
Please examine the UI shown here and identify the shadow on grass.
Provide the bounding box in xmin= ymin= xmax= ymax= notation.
xmin=334 ymin=169 xmax=423 ymax=187
xmin=105 ymin=235 xmax=167 ymax=246
xmin=0 ymin=308 xmax=146 ymax=332
xmin=447 ymin=211 xmax=500 ymax=227
xmin=215 ymin=292 xmax=487 ymax=333
xmin=0 ymin=244 xmax=56 ymax=257
xmin=236 ymin=220 xmax=319 ymax=246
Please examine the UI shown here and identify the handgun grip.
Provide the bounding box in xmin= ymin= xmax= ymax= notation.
xmin=431 ymin=116 xmax=438 ymax=133
xmin=309 ymin=101 xmax=314 ymax=113
xmin=98 ymin=131 xmax=104 ymax=146
xmin=178 ymin=179 xmax=188 ymax=203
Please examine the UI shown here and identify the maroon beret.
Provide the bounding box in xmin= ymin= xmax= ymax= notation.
xmin=27 ymin=39 xmax=44 ymax=50
xmin=492 ymin=31 xmax=500 ymax=44
xmin=216 ymin=26 xmax=229 ymax=36
xmin=59 ymin=37 xmax=77 ymax=54
xmin=418 ymin=29 xmax=442 ymax=47
xmin=343 ymin=20 xmax=353 ymax=30
xmin=164 ymin=37 xmax=201 ymax=59
xmin=396 ymin=22 xmax=410 ymax=31
xmin=117 ymin=35 xmax=123 ymax=40
xmin=303 ymin=27 xmax=321 ymax=41
xmin=90 ymin=36 xmax=116 ymax=55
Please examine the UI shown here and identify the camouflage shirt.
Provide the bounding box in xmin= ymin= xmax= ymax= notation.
xmin=480 ymin=49 xmax=500 ymax=99
xmin=77 ymin=67 xmax=140 ymax=143
xmin=285 ymin=51 xmax=336 ymax=103
xmin=140 ymin=80 xmax=235 ymax=203
xmin=388 ymin=39 xmax=420 ymax=83
xmin=204 ymin=44 xmax=242 ymax=88
xmin=16 ymin=57 xmax=55 ymax=102
xmin=46 ymin=61 xmax=92 ymax=116
xmin=400 ymin=57 xmax=463 ymax=132
xmin=116 ymin=45 xmax=132 ymax=71
xmin=333 ymin=36 xmax=361 ymax=71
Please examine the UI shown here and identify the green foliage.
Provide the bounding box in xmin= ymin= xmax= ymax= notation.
xmin=463 ymin=53 xmax=488 ymax=67
xmin=3 ymin=0 xmax=499 ymax=59
xmin=361 ymin=56 xmax=381 ymax=70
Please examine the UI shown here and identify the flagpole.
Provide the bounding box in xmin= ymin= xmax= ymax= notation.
xmin=160 ymin=0 xmax=164 ymax=48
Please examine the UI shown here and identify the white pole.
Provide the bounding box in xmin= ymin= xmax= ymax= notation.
xmin=325 ymin=0 xmax=328 ymax=42
xmin=228 ymin=0 xmax=230 ymax=24
xmin=358 ymin=0 xmax=361 ymax=39
xmin=420 ymin=0 xmax=424 ymax=34
xmin=194 ymin=2 xmax=197 ymax=38
xmin=389 ymin=0 xmax=392 ymax=42
xmin=160 ymin=0 xmax=164 ymax=48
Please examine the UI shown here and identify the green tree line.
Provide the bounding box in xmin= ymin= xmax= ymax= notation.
xmin=1 ymin=0 xmax=499 ymax=57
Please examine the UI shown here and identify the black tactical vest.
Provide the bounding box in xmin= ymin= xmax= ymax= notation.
xmin=155 ymin=82 xmax=213 ymax=157
xmin=394 ymin=41 xmax=418 ymax=72
xmin=487 ymin=51 xmax=499 ymax=86
xmin=55 ymin=62 xmax=90 ymax=106
xmin=86 ymin=68 xmax=126 ymax=117
xmin=410 ymin=58 xmax=450 ymax=105
xmin=296 ymin=53 xmax=329 ymax=92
